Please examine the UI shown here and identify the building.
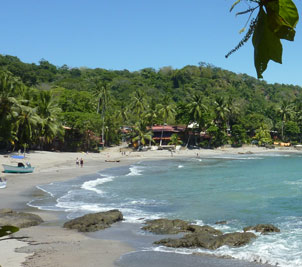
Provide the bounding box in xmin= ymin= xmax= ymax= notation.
xmin=151 ymin=125 xmax=182 ymax=145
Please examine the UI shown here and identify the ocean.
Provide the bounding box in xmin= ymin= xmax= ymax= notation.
xmin=28 ymin=153 xmax=302 ymax=267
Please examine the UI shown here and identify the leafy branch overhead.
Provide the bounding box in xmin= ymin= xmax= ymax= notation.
xmin=226 ymin=0 xmax=299 ymax=79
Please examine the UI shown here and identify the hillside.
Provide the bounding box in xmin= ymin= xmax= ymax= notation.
xmin=1 ymin=54 xmax=302 ymax=151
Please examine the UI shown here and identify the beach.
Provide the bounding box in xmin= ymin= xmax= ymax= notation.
xmin=0 ymin=145 xmax=299 ymax=267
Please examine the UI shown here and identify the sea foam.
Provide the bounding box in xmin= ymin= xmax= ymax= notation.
xmin=127 ymin=165 xmax=144 ymax=176
xmin=81 ymin=174 xmax=115 ymax=195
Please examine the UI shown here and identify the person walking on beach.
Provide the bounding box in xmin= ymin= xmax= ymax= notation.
xmin=80 ymin=158 xmax=83 ymax=167
xmin=76 ymin=158 xmax=79 ymax=166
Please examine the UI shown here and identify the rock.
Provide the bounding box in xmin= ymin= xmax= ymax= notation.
xmin=63 ymin=209 xmax=123 ymax=232
xmin=0 ymin=209 xmax=43 ymax=228
xmin=243 ymin=224 xmax=280 ymax=234
xmin=213 ymin=232 xmax=257 ymax=248
xmin=155 ymin=231 xmax=256 ymax=250
xmin=215 ymin=220 xmax=227 ymax=225
xmin=0 ymin=208 xmax=13 ymax=214
xmin=186 ymin=225 xmax=222 ymax=236
xmin=142 ymin=219 xmax=223 ymax=236
xmin=155 ymin=232 xmax=217 ymax=249
xmin=142 ymin=219 xmax=190 ymax=234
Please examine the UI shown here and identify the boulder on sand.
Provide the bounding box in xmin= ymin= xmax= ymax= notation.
xmin=63 ymin=209 xmax=123 ymax=232
xmin=0 ymin=208 xmax=43 ymax=228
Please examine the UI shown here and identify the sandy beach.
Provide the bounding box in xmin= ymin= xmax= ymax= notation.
xmin=0 ymin=145 xmax=299 ymax=267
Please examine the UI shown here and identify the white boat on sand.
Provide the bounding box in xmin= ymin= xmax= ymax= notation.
xmin=2 ymin=162 xmax=35 ymax=173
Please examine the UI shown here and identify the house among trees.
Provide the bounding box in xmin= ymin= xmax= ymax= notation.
xmin=151 ymin=125 xmax=186 ymax=145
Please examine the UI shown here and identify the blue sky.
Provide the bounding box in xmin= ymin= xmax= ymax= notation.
xmin=1 ymin=0 xmax=301 ymax=85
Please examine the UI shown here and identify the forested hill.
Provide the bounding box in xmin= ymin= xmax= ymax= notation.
xmin=1 ymin=53 xmax=302 ymax=151
xmin=0 ymin=54 xmax=301 ymax=103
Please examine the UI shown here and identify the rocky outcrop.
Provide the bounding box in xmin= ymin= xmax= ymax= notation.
xmin=0 ymin=209 xmax=43 ymax=228
xmin=142 ymin=219 xmax=190 ymax=234
xmin=155 ymin=231 xmax=257 ymax=250
xmin=142 ymin=219 xmax=223 ymax=236
xmin=63 ymin=209 xmax=123 ymax=232
xmin=243 ymin=224 xmax=280 ymax=234
xmin=143 ymin=218 xmax=267 ymax=250
xmin=186 ymin=225 xmax=222 ymax=236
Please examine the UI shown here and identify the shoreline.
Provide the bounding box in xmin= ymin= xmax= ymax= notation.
xmin=1 ymin=147 xmax=140 ymax=267
xmin=0 ymin=145 xmax=299 ymax=266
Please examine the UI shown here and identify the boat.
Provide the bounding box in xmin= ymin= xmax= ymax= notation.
xmin=2 ymin=162 xmax=35 ymax=173
xmin=0 ymin=178 xmax=7 ymax=189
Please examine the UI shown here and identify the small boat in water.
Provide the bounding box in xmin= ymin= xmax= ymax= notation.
xmin=0 ymin=178 xmax=7 ymax=189
xmin=2 ymin=162 xmax=35 ymax=173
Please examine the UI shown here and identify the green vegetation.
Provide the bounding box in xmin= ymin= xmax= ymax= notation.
xmin=1 ymin=54 xmax=302 ymax=151
xmin=227 ymin=0 xmax=299 ymax=78
xmin=0 ymin=225 xmax=19 ymax=237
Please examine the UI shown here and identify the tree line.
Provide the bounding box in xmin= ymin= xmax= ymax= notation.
xmin=1 ymin=55 xmax=302 ymax=152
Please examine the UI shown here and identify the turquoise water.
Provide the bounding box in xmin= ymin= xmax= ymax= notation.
xmin=29 ymin=153 xmax=302 ymax=266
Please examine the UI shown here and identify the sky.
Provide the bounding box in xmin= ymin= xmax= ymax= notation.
xmin=1 ymin=0 xmax=301 ymax=85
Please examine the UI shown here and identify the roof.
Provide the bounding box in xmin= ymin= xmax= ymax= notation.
xmin=152 ymin=125 xmax=177 ymax=132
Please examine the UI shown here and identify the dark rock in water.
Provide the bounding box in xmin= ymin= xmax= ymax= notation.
xmin=213 ymin=232 xmax=257 ymax=248
xmin=63 ymin=209 xmax=123 ymax=232
xmin=142 ymin=219 xmax=190 ymax=234
xmin=155 ymin=232 xmax=217 ymax=249
xmin=186 ymin=225 xmax=222 ymax=236
xmin=0 ymin=209 xmax=43 ymax=228
xmin=243 ymin=224 xmax=280 ymax=234
xmin=215 ymin=220 xmax=227 ymax=225
xmin=142 ymin=219 xmax=223 ymax=236
xmin=155 ymin=232 xmax=256 ymax=250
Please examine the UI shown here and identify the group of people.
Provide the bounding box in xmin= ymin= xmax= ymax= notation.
xmin=76 ymin=157 xmax=84 ymax=167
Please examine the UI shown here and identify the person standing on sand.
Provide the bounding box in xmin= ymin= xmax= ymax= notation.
xmin=80 ymin=158 xmax=83 ymax=167
xmin=76 ymin=158 xmax=79 ymax=166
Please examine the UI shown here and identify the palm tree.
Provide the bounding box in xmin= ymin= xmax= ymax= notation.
xmin=130 ymin=89 xmax=148 ymax=118
xmin=168 ymin=133 xmax=183 ymax=146
xmin=277 ymin=100 xmax=294 ymax=140
xmin=131 ymin=123 xmax=154 ymax=150
xmin=104 ymin=111 xmax=122 ymax=146
xmin=156 ymin=96 xmax=176 ymax=146
xmin=187 ymin=93 xmax=207 ymax=127
xmin=213 ymin=96 xmax=230 ymax=129
xmin=118 ymin=103 xmax=129 ymax=124
xmin=227 ymin=97 xmax=241 ymax=128
xmin=293 ymin=99 xmax=302 ymax=142
xmin=13 ymin=105 xmax=42 ymax=149
xmin=94 ymin=81 xmax=110 ymax=148
xmin=186 ymin=93 xmax=208 ymax=146
xmin=36 ymin=90 xmax=63 ymax=148
xmin=0 ymin=71 xmax=23 ymax=146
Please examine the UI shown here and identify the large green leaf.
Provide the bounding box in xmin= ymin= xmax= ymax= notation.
xmin=277 ymin=0 xmax=299 ymax=27
xmin=252 ymin=7 xmax=283 ymax=78
xmin=265 ymin=0 xmax=299 ymax=41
